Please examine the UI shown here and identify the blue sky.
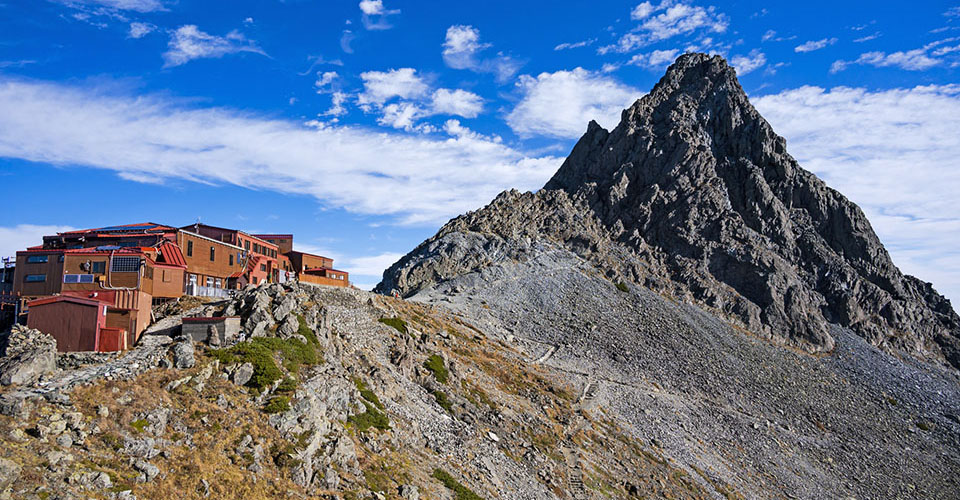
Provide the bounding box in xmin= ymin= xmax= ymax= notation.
xmin=1 ymin=1 xmax=959 ymax=301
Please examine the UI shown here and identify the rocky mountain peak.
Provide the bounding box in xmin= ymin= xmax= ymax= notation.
xmin=381 ymin=52 xmax=960 ymax=370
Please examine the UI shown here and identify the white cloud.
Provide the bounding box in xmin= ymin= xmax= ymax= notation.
xmin=628 ymin=48 xmax=681 ymax=69
xmin=128 ymin=22 xmax=154 ymax=39
xmin=377 ymin=102 xmax=423 ymax=131
xmin=832 ymin=49 xmax=940 ymax=73
xmin=554 ymin=39 xmax=596 ymax=51
xmin=0 ymin=225 xmax=76 ymax=260
xmin=314 ymin=71 xmax=339 ymax=93
xmin=358 ymin=0 xmax=399 ymax=30
xmin=729 ymin=49 xmax=766 ymax=75
xmin=431 ymin=88 xmax=483 ymax=118
xmin=753 ymin=84 xmax=960 ymax=303
xmin=762 ymin=29 xmax=776 ymax=42
xmin=341 ymin=252 xmax=404 ymax=278
xmin=356 ymin=69 xmax=486 ymax=129
xmin=794 ymin=37 xmax=837 ymax=53
xmin=945 ymin=6 xmax=960 ymax=17
xmin=506 ymin=68 xmax=644 ymax=138
xmin=323 ymin=92 xmax=348 ymax=118
xmin=442 ymin=25 xmax=520 ymax=82
xmin=853 ymin=33 xmax=881 ymax=43
xmin=163 ymin=25 xmax=265 ymax=68
xmin=631 ymin=2 xmax=655 ymax=20
xmin=831 ymin=39 xmax=960 ymax=73
xmin=357 ymin=68 xmax=429 ymax=107
xmin=0 ymin=77 xmax=559 ymax=225
xmin=340 ymin=30 xmax=355 ymax=54
xmin=55 ymin=0 xmax=165 ymax=13
xmin=600 ymin=1 xmax=729 ymax=54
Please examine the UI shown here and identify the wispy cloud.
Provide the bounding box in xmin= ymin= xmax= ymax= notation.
xmin=53 ymin=0 xmax=166 ymax=13
xmin=358 ymin=0 xmax=400 ymax=30
xmin=163 ymin=25 xmax=265 ymax=68
xmin=0 ymin=224 xmax=77 ymax=259
xmin=554 ymin=39 xmax=596 ymax=51
xmin=599 ymin=1 xmax=729 ymax=54
xmin=128 ymin=21 xmax=154 ymax=39
xmin=627 ymin=49 xmax=680 ymax=69
xmin=442 ymin=25 xmax=521 ymax=82
xmin=0 ymin=77 xmax=555 ymax=225
xmin=794 ymin=37 xmax=837 ymax=53
xmin=831 ymin=38 xmax=960 ymax=73
xmin=729 ymin=49 xmax=766 ymax=74
xmin=506 ymin=68 xmax=643 ymax=138
xmin=354 ymin=68 xmax=484 ymax=131
xmin=754 ymin=84 xmax=960 ymax=302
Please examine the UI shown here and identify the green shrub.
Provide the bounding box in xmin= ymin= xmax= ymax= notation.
xmin=130 ymin=419 xmax=148 ymax=433
xmin=264 ymin=396 xmax=291 ymax=414
xmin=348 ymin=400 xmax=390 ymax=432
xmin=424 ymin=354 xmax=449 ymax=384
xmin=353 ymin=378 xmax=384 ymax=410
xmin=432 ymin=468 xmax=484 ymax=500
xmin=378 ymin=317 xmax=408 ymax=335
xmin=210 ymin=334 xmax=321 ymax=390
xmin=296 ymin=314 xmax=320 ymax=346
xmin=277 ymin=377 xmax=298 ymax=394
xmin=615 ymin=282 xmax=629 ymax=293
xmin=432 ymin=390 xmax=453 ymax=412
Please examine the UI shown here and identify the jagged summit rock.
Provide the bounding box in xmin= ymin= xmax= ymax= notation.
xmin=379 ymin=52 xmax=960 ymax=369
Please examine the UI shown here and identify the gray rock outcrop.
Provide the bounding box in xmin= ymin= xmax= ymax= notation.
xmin=378 ymin=53 xmax=960 ymax=369
xmin=0 ymin=324 xmax=58 ymax=386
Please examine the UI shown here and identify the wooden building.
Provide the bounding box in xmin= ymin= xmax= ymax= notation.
xmin=286 ymin=250 xmax=349 ymax=287
xmin=26 ymin=295 xmax=127 ymax=352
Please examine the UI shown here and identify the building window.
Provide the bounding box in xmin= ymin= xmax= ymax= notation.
xmin=206 ymin=277 xmax=214 ymax=287
xmin=24 ymin=274 xmax=46 ymax=282
xmin=91 ymin=261 xmax=106 ymax=273
xmin=209 ymin=246 xmax=216 ymax=262
xmin=260 ymin=264 xmax=266 ymax=272
xmin=188 ymin=274 xmax=197 ymax=285
xmin=111 ymin=257 xmax=140 ymax=273
xmin=245 ymin=241 xmax=250 ymax=251
xmin=215 ymin=278 xmax=222 ymax=288
xmin=26 ymin=255 xmax=48 ymax=263
xmin=229 ymin=254 xmax=234 ymax=266
xmin=162 ymin=269 xmax=172 ymax=282
xmin=187 ymin=240 xmax=193 ymax=257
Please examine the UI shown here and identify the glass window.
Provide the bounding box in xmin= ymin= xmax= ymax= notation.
xmin=209 ymin=246 xmax=215 ymax=262
xmin=26 ymin=255 xmax=48 ymax=263
xmin=245 ymin=240 xmax=250 ymax=251
xmin=206 ymin=277 xmax=214 ymax=287
xmin=24 ymin=274 xmax=46 ymax=282
xmin=260 ymin=264 xmax=266 ymax=272
xmin=188 ymin=274 xmax=197 ymax=284
xmin=229 ymin=254 xmax=234 ymax=266
xmin=186 ymin=240 xmax=193 ymax=257
xmin=215 ymin=278 xmax=222 ymax=288
xmin=91 ymin=261 xmax=106 ymax=274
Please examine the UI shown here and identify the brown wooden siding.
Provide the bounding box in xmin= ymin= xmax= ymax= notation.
xmin=28 ymin=300 xmax=100 ymax=352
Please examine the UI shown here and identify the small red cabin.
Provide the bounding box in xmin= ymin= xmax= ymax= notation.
xmin=26 ymin=295 xmax=126 ymax=352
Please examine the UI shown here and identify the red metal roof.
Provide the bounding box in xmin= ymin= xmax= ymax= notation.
xmin=251 ymin=234 xmax=293 ymax=239
xmin=59 ymin=222 xmax=176 ymax=235
xmin=228 ymin=271 xmax=244 ymax=278
xmin=28 ymin=295 xmax=102 ymax=308
xmin=157 ymin=242 xmax=187 ymax=268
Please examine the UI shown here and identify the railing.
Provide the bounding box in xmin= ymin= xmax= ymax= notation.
xmin=185 ymin=284 xmax=233 ymax=298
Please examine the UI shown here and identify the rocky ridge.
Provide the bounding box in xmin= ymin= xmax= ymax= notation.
xmin=378 ymin=52 xmax=960 ymax=370
xmin=0 ymin=282 xmax=712 ymax=499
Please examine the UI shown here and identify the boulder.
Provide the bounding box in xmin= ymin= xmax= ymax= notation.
xmin=0 ymin=457 xmax=21 ymax=490
xmin=171 ymin=336 xmax=195 ymax=369
xmin=232 ymin=362 xmax=254 ymax=386
xmin=0 ymin=325 xmax=57 ymax=386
